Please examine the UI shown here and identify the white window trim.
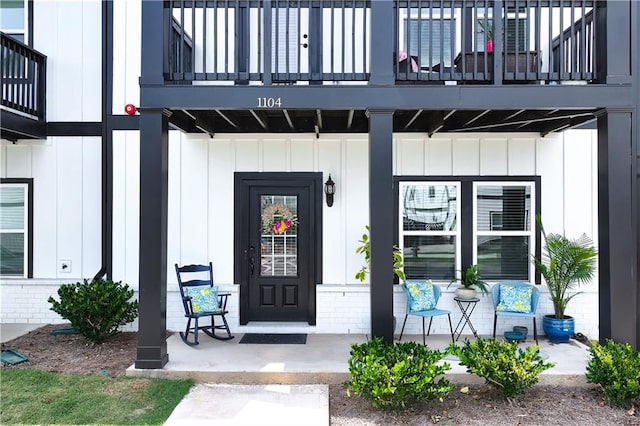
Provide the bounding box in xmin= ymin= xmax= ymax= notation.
xmin=0 ymin=182 xmax=29 ymax=278
xmin=399 ymin=181 xmax=461 ymax=284
xmin=472 ymin=181 xmax=536 ymax=282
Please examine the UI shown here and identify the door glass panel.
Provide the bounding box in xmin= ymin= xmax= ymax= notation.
xmin=260 ymin=195 xmax=298 ymax=277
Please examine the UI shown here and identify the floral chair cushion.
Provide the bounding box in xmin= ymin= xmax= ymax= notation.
xmin=183 ymin=286 xmax=221 ymax=314
xmin=496 ymin=284 xmax=533 ymax=314
xmin=406 ymin=280 xmax=436 ymax=312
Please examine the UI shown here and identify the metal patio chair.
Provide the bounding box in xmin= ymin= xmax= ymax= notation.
xmin=399 ymin=280 xmax=455 ymax=345
xmin=492 ymin=281 xmax=539 ymax=344
xmin=175 ymin=262 xmax=234 ymax=346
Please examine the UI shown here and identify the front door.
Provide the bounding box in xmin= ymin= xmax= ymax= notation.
xmin=235 ymin=173 xmax=321 ymax=325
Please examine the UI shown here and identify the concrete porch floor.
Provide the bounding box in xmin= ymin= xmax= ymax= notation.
xmin=126 ymin=332 xmax=592 ymax=385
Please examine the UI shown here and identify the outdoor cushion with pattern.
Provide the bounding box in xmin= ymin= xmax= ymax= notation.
xmin=184 ymin=286 xmax=221 ymax=314
xmin=496 ymin=284 xmax=533 ymax=313
xmin=406 ymin=280 xmax=436 ymax=312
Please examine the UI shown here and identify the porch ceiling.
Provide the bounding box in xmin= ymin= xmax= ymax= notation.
xmin=168 ymin=108 xmax=598 ymax=137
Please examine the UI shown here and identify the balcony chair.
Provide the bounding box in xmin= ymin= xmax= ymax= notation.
xmin=399 ymin=280 xmax=455 ymax=345
xmin=492 ymin=281 xmax=539 ymax=344
xmin=175 ymin=262 xmax=234 ymax=346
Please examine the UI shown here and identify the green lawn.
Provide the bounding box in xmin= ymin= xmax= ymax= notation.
xmin=0 ymin=369 xmax=193 ymax=425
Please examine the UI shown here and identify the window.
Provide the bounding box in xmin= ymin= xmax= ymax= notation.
xmin=405 ymin=18 xmax=455 ymax=67
xmin=0 ymin=179 xmax=32 ymax=277
xmin=399 ymin=182 xmax=460 ymax=280
xmin=0 ymin=0 xmax=27 ymax=43
xmin=397 ymin=177 xmax=539 ymax=283
xmin=474 ymin=183 xmax=535 ymax=281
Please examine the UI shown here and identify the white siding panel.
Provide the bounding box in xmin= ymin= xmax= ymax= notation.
xmin=124 ymin=133 xmax=140 ymax=286
xmin=209 ymin=138 xmax=235 ymax=284
xmin=480 ymin=138 xmax=508 ymax=175
xmin=318 ymin=138 xmax=344 ymax=284
xmin=179 ymin=136 xmax=209 ymax=264
xmin=112 ymin=0 xmax=127 ymax=114
xmin=452 ymin=138 xmax=480 ymax=175
xmin=396 ymin=138 xmax=425 ymax=175
xmin=81 ymin=138 xmax=102 ymax=277
xmin=81 ymin=0 xmax=103 ymax=121
xmin=262 ymin=138 xmax=288 ymax=171
xmin=344 ymin=138 xmax=368 ymax=283
xmin=290 ymin=138 xmax=315 ymax=171
xmin=428 ymin=138 xmax=452 ymax=175
xmin=508 ymin=138 xmax=536 ymax=175
xmin=35 ymin=0 xmax=59 ymax=121
xmin=56 ymin=138 xmax=83 ymax=279
xmin=235 ymin=140 xmax=260 ymax=171
xmin=31 ymin=142 xmax=57 ymax=278
xmin=167 ymin=132 xmax=183 ymax=278
xmin=563 ymin=130 xmax=595 ymax=239
xmin=55 ymin=2 xmax=83 ymax=121
xmin=5 ymin=145 xmax=31 ymax=177
xmin=124 ymin=0 xmax=142 ymax=111
xmin=536 ymin=134 xmax=564 ymax=232
xmin=111 ymin=132 xmax=128 ymax=283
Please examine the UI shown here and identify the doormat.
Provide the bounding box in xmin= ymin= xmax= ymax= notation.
xmin=239 ymin=333 xmax=307 ymax=344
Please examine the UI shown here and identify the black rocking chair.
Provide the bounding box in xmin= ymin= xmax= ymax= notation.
xmin=175 ymin=262 xmax=234 ymax=345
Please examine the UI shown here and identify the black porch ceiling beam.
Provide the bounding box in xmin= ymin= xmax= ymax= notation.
xmin=503 ymin=109 xmax=526 ymax=122
xmin=403 ymin=109 xmax=423 ymax=130
xmin=191 ymin=110 xmax=216 ymax=136
xmin=168 ymin=109 xmax=198 ymax=133
xmin=283 ymin=109 xmax=295 ymax=131
xmin=459 ymin=111 xmax=595 ymax=132
xmin=347 ymin=109 xmax=354 ymax=130
xmin=428 ymin=110 xmax=456 ymax=137
xmin=461 ymin=109 xmax=491 ymax=128
xmin=540 ymin=116 xmax=597 ymax=137
xmin=215 ymin=109 xmax=240 ymax=130
xmin=316 ymin=109 xmax=323 ymax=130
xmin=249 ymin=109 xmax=268 ymax=130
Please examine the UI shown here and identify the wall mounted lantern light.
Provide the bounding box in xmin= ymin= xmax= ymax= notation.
xmin=324 ymin=174 xmax=335 ymax=207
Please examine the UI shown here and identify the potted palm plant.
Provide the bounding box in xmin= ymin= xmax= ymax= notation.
xmin=478 ymin=19 xmax=494 ymax=52
xmin=532 ymin=217 xmax=597 ymax=343
xmin=447 ymin=264 xmax=489 ymax=299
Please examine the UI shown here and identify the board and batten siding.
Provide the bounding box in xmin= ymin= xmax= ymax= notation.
xmin=0 ymin=130 xmax=599 ymax=339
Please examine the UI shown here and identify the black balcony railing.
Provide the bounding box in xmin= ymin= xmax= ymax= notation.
xmin=165 ymin=0 xmax=601 ymax=85
xmin=1 ymin=33 xmax=47 ymax=120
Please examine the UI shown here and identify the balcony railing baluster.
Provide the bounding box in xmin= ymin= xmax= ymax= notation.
xmin=1 ymin=33 xmax=46 ymax=121
xmin=162 ymin=0 xmax=600 ymax=86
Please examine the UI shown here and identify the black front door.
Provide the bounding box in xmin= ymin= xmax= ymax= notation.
xmin=235 ymin=173 xmax=321 ymax=325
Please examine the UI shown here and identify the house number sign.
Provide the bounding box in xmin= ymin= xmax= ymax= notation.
xmin=257 ymin=97 xmax=282 ymax=108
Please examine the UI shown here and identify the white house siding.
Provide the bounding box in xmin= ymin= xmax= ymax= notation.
xmin=34 ymin=0 xmax=102 ymax=122
xmin=0 ymin=128 xmax=599 ymax=340
xmin=0 ymin=137 xmax=102 ymax=323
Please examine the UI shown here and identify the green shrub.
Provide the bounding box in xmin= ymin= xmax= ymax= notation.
xmin=448 ymin=338 xmax=554 ymax=398
xmin=48 ymin=278 xmax=139 ymax=344
xmin=586 ymin=339 xmax=640 ymax=408
xmin=346 ymin=337 xmax=454 ymax=411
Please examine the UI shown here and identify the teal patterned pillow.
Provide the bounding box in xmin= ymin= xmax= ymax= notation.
xmin=184 ymin=286 xmax=221 ymax=314
xmin=406 ymin=280 xmax=436 ymax=312
xmin=496 ymin=285 xmax=533 ymax=313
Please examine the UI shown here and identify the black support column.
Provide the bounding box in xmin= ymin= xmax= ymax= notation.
xmin=135 ymin=109 xmax=170 ymax=369
xmin=136 ymin=0 xmax=169 ymax=369
xmin=368 ymin=110 xmax=395 ymax=344
xmin=597 ymin=110 xmax=638 ymax=349
xmin=369 ymin=1 xmax=394 ymax=85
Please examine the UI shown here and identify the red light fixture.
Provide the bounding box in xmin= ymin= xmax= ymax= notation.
xmin=124 ymin=104 xmax=137 ymax=115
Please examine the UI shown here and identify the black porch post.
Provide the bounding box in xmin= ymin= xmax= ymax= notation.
xmin=597 ymin=110 xmax=638 ymax=349
xmin=369 ymin=1 xmax=393 ymax=85
xmin=136 ymin=0 xmax=169 ymax=368
xmin=135 ymin=109 xmax=170 ymax=368
xmin=368 ymin=109 xmax=395 ymax=344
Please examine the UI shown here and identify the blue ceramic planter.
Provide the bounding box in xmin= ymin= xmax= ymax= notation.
xmin=542 ymin=314 xmax=574 ymax=343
